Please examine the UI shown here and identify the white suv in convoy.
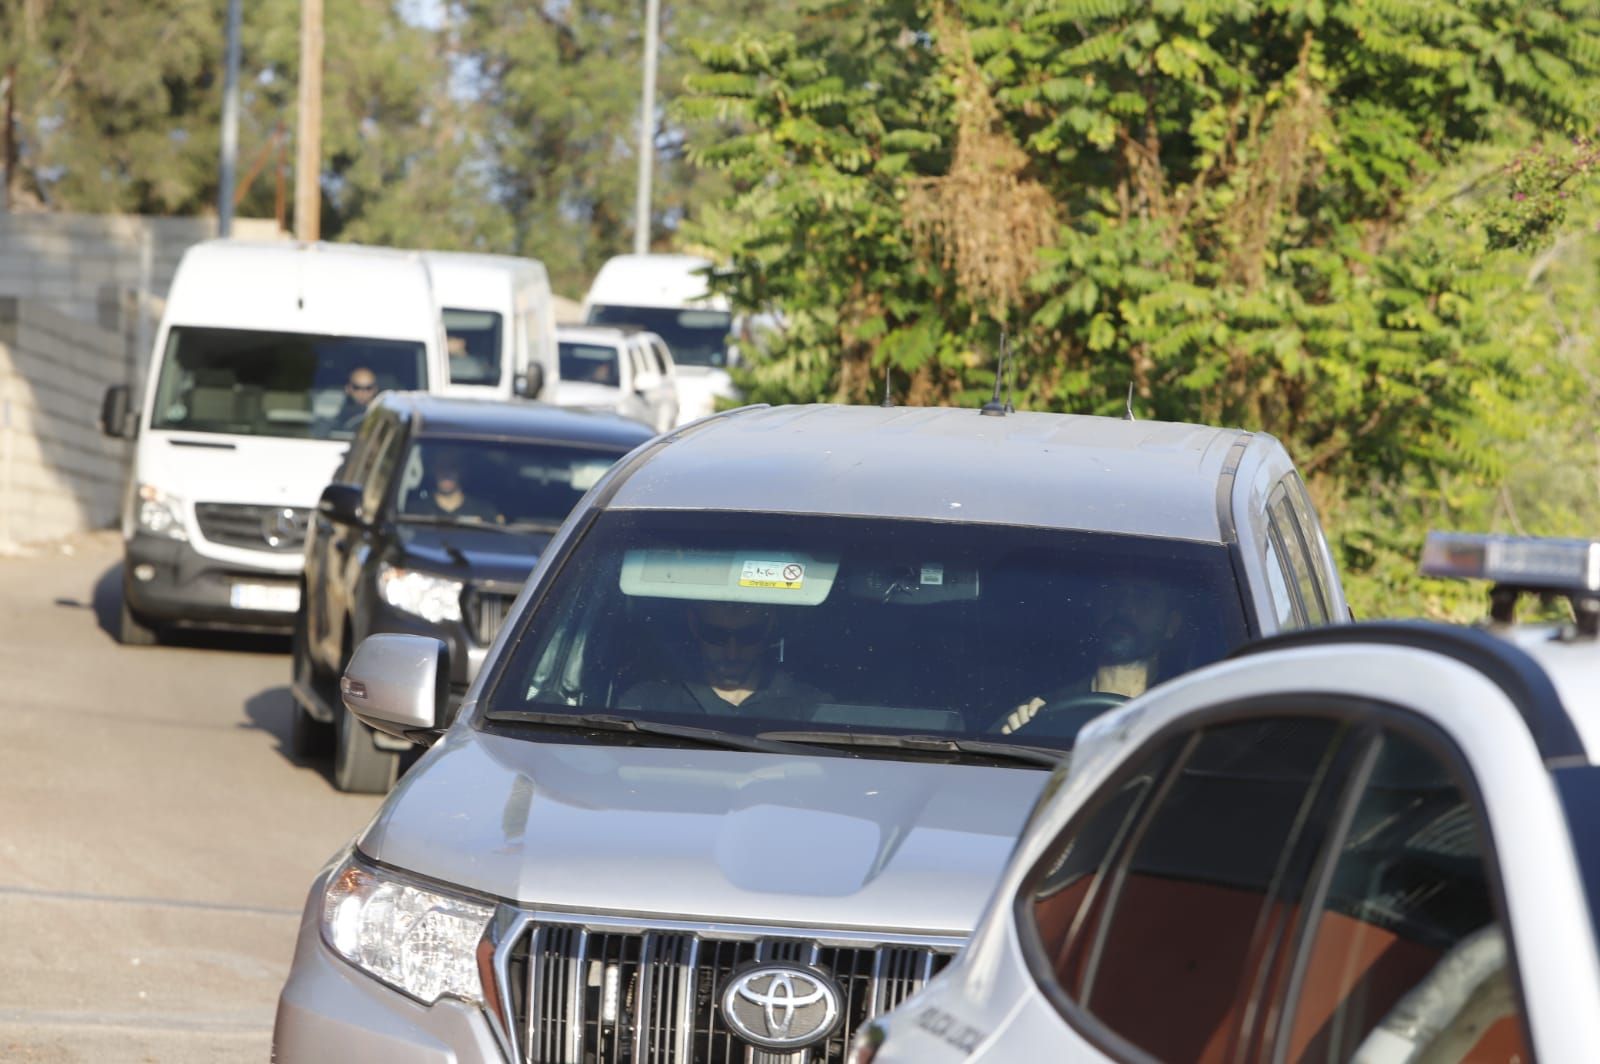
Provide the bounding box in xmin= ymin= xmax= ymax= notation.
xmin=858 ymin=533 xmax=1600 ymax=1064
xmin=273 ymin=403 xmax=1345 ymax=1063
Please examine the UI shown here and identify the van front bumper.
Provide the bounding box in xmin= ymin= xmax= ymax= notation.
xmin=122 ymin=533 xmax=301 ymax=633
xmin=274 ymin=879 xmax=506 ymax=1063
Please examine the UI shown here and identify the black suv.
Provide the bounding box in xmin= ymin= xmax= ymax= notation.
xmin=290 ymin=393 xmax=654 ymax=792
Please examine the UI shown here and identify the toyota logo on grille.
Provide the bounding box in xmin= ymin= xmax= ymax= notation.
xmin=261 ymin=507 xmax=299 ymax=548
xmin=720 ymin=963 xmax=843 ymax=1051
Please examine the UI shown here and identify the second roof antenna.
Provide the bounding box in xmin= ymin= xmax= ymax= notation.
xmin=981 ymin=331 xmax=1010 ymax=417
xmin=881 ymin=362 xmax=895 ymax=408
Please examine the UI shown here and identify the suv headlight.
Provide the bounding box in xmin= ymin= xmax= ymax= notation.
xmin=320 ymin=853 xmax=496 ymax=1005
xmin=136 ymin=484 xmax=187 ymax=541
xmin=378 ymin=565 xmax=462 ymax=623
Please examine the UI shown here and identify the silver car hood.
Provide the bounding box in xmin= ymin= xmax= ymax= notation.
xmin=359 ymin=728 xmax=1046 ymax=935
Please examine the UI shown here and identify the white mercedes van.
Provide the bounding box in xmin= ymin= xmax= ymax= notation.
xmin=583 ymin=253 xmax=737 ymax=424
xmin=423 ymin=251 xmax=559 ymax=403
xmin=99 ymin=240 xmax=449 ymax=644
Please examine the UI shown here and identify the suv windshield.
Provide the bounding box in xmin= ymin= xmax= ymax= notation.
xmin=443 ymin=308 xmax=503 ymax=386
xmin=394 ymin=437 xmax=626 ymax=528
xmin=485 ymin=511 xmax=1249 ymax=753
xmin=560 ymin=341 xmax=622 ymax=387
xmin=586 ymin=304 xmax=731 ymax=368
xmin=151 ymin=325 xmax=427 ymax=440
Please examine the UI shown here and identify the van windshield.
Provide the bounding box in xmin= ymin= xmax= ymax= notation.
xmin=586 ymin=304 xmax=731 ymax=368
xmin=484 ymin=511 xmax=1249 ymax=754
xmin=150 ymin=326 xmax=428 ymax=440
xmin=443 ymin=308 xmax=503 ymax=386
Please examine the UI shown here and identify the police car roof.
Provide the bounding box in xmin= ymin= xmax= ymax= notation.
xmin=378 ymin=392 xmax=655 ymax=450
xmin=607 ymin=404 xmax=1260 ymax=542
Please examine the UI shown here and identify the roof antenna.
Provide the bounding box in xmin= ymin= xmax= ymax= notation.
xmin=981 ymin=331 xmax=1009 ymax=417
xmin=1123 ymin=381 xmax=1136 ymax=421
xmin=880 ymin=362 xmax=895 ymax=408
xmin=1004 ymin=338 xmax=1016 ymax=413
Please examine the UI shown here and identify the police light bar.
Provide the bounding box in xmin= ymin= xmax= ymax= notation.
xmin=1420 ymin=532 xmax=1600 ymax=593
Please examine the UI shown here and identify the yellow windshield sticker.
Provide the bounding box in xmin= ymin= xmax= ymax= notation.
xmin=739 ymin=559 xmax=806 ymax=590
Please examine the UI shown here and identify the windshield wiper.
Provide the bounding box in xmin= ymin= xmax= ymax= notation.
xmin=484 ymin=710 xmax=829 ymax=756
xmin=756 ymin=730 xmax=1067 ymax=769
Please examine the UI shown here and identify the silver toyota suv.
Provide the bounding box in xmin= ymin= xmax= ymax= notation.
xmin=273 ymin=403 xmax=1345 ymax=1063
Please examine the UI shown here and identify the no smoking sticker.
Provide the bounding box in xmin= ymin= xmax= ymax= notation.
xmin=739 ymin=559 xmax=806 ymax=590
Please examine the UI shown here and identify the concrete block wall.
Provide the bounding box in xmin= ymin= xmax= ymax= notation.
xmin=0 ymin=299 xmax=135 ymax=546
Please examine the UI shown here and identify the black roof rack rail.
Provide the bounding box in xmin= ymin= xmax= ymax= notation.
xmin=1231 ymin=620 xmax=1584 ymax=762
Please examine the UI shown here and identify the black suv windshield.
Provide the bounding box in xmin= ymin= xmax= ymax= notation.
xmin=484 ymin=511 xmax=1249 ymax=753
xmin=395 ymin=437 xmax=628 ymax=528
xmin=151 ymin=325 xmax=427 ymax=440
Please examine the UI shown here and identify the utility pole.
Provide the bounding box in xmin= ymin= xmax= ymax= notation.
xmin=217 ymin=0 xmax=242 ymax=236
xmin=294 ymin=0 xmax=324 ymax=241
xmin=633 ymin=0 xmax=660 ymax=256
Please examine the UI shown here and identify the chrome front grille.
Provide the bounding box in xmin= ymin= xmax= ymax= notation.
xmin=193 ymin=502 xmax=309 ymax=552
xmin=500 ymin=918 xmax=956 ymax=1064
xmin=464 ymin=586 xmax=517 ymax=646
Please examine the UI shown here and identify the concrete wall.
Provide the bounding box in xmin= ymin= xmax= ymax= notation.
xmin=0 ymin=299 xmax=136 ymax=547
xmin=0 ymin=212 xmax=283 ymax=332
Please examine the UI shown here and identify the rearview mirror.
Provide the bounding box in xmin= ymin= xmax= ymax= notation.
xmin=317 ymin=483 xmax=367 ymax=527
xmin=340 ymin=634 xmax=449 ymax=743
xmin=100 ymin=385 xmax=133 ymax=439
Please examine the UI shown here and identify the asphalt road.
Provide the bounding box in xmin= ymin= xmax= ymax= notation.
xmin=0 ymin=532 xmax=385 ymax=1063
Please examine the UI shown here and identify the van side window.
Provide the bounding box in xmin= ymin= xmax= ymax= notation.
xmin=1269 ymin=484 xmax=1328 ymax=624
xmin=1282 ymin=731 xmax=1529 ymax=1062
xmin=1024 ymin=717 xmax=1347 ymax=1061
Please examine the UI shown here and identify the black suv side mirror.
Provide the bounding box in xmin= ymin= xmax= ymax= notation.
xmin=100 ymin=385 xmax=133 ymax=439
xmin=318 ymin=483 xmax=367 ymax=527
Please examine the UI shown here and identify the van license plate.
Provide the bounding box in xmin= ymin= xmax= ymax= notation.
xmin=230 ymin=584 xmax=300 ymax=612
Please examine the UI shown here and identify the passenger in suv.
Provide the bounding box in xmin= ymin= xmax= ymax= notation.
xmin=289 ymin=393 xmax=654 ymax=793
xmin=274 ymin=404 xmax=1345 ymax=1062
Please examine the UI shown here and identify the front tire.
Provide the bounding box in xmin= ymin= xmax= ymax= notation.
xmin=334 ymin=703 xmax=399 ymax=794
xmin=118 ymin=596 xmax=160 ymax=646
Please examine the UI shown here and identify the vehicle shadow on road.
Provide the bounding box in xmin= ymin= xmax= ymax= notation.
xmin=242 ymin=685 xmax=340 ymax=788
xmin=67 ymin=561 xmax=291 ymax=655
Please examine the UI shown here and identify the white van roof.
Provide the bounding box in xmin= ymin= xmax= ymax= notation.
xmin=164 ymin=240 xmax=441 ymax=345
xmin=422 ymin=251 xmax=551 ymax=312
xmin=583 ymin=253 xmax=728 ymax=311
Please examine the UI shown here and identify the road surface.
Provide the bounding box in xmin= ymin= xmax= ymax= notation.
xmin=0 ymin=532 xmax=384 ymax=1062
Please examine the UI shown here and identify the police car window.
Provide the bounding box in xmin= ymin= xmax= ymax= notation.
xmin=486 ymin=511 xmax=1251 ymax=753
xmin=1283 ymin=731 xmax=1529 ymax=1062
xmin=1065 ymin=718 xmax=1345 ymax=1061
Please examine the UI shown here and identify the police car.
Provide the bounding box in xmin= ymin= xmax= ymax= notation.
xmin=855 ymin=533 xmax=1600 ymax=1063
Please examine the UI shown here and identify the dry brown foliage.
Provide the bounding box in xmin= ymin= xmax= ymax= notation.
xmin=903 ymin=4 xmax=1058 ymax=324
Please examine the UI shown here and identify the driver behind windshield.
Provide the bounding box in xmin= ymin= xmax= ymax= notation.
xmin=409 ymin=449 xmax=501 ymax=523
xmin=618 ymin=601 xmax=827 ymax=719
xmin=998 ymin=578 xmax=1183 ymax=735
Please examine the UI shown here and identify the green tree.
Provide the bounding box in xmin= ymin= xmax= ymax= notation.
xmin=685 ymin=0 xmax=1600 ymax=616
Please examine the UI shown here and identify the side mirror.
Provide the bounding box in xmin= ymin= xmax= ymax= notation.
xmin=100 ymin=385 xmax=133 ymax=439
xmin=317 ymin=482 xmax=367 ymax=527
xmin=516 ymin=363 xmax=545 ymax=399
xmin=340 ymin=633 xmax=449 ymax=743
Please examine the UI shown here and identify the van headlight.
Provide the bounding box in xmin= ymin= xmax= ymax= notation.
xmin=320 ymin=853 xmax=496 ymax=1005
xmin=378 ymin=565 xmax=462 ymax=623
xmin=136 ymin=484 xmax=187 ymax=540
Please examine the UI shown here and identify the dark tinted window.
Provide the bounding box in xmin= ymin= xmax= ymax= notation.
xmin=1285 ymin=732 xmax=1527 ymax=1062
xmin=393 ymin=437 xmax=627 ymax=528
xmin=560 ymin=342 xmax=621 ymax=386
xmin=443 ymin=308 xmax=503 ymax=386
xmin=587 ymin=304 xmax=732 ymax=367
xmin=1025 ymin=718 xmax=1345 ymax=1061
xmin=487 ymin=511 xmax=1250 ymax=753
xmin=151 ymin=326 xmax=426 ymax=440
